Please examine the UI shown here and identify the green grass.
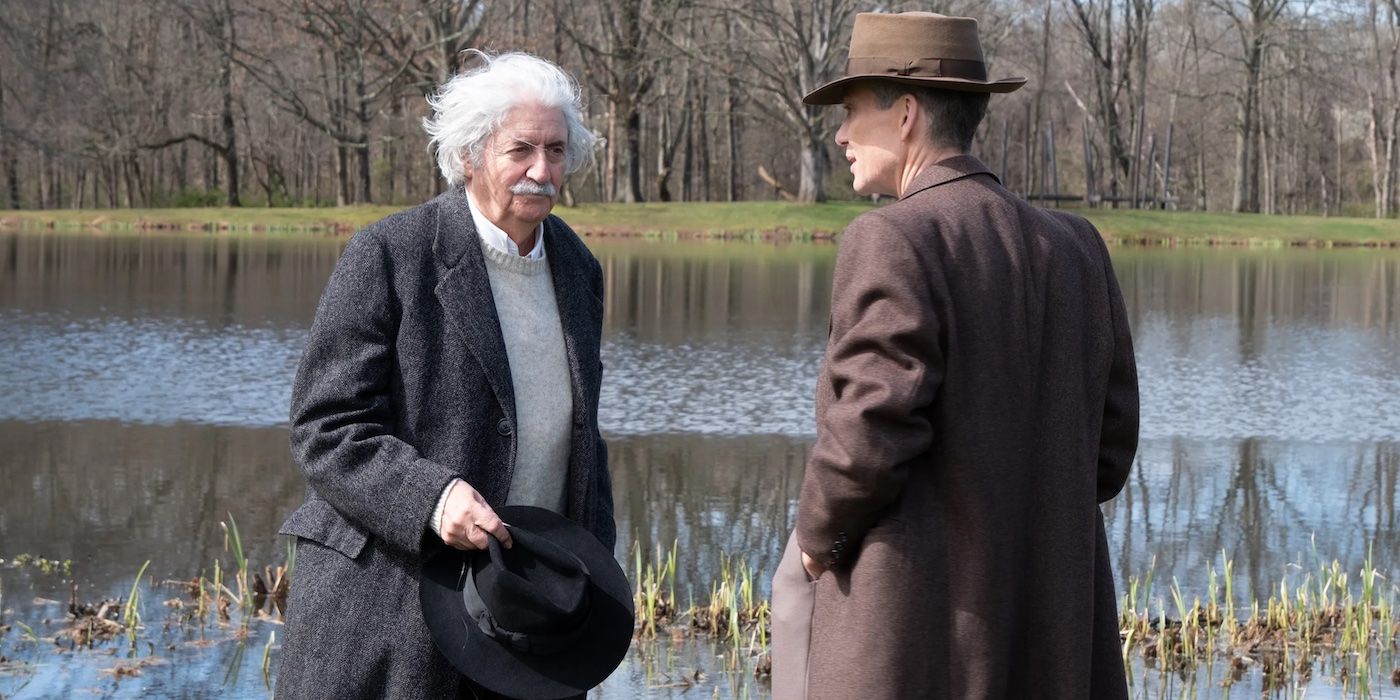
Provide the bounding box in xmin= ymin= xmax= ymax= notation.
xmin=4 ymin=201 xmax=1400 ymax=245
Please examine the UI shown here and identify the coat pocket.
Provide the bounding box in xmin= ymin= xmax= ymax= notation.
xmin=278 ymin=497 xmax=371 ymax=560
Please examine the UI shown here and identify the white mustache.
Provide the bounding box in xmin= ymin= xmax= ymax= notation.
xmin=510 ymin=179 xmax=557 ymax=197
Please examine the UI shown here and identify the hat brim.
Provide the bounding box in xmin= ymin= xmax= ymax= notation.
xmin=420 ymin=506 xmax=635 ymax=700
xmin=803 ymin=74 xmax=1027 ymax=105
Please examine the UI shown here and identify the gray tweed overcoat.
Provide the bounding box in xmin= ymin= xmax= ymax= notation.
xmin=274 ymin=191 xmax=614 ymax=699
xmin=782 ymin=155 xmax=1138 ymax=699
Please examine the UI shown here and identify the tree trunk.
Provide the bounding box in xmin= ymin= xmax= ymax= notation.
xmin=336 ymin=144 xmax=349 ymax=207
xmin=1024 ymin=103 xmax=1033 ymax=198
xmin=5 ymin=146 xmax=19 ymax=209
xmin=1233 ymin=87 xmax=1257 ymax=213
xmin=605 ymin=102 xmax=617 ymax=202
xmin=682 ymin=93 xmax=696 ymax=202
xmin=619 ymin=105 xmax=643 ymax=202
xmin=1196 ymin=145 xmax=1207 ymax=210
xmin=355 ymin=54 xmax=372 ymax=204
xmin=797 ymin=120 xmax=827 ymax=203
xmin=1082 ymin=117 xmax=1096 ymax=206
xmin=0 ymin=58 xmax=13 ymax=209
xmin=1162 ymin=123 xmax=1174 ymax=209
xmin=1369 ymin=92 xmax=1386 ymax=218
xmin=725 ymin=84 xmax=739 ymax=202
xmin=220 ymin=0 xmax=241 ymax=206
xmin=656 ymin=104 xmax=673 ymax=202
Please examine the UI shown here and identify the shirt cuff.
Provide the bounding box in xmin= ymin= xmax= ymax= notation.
xmin=430 ymin=478 xmax=463 ymax=536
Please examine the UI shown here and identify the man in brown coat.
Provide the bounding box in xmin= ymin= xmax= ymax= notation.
xmin=771 ymin=12 xmax=1139 ymax=700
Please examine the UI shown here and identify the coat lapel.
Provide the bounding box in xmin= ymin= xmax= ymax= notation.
xmin=544 ymin=219 xmax=601 ymax=402
xmin=432 ymin=191 xmax=517 ymax=426
xmin=543 ymin=216 xmax=602 ymax=519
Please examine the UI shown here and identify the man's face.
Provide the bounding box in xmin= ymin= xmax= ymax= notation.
xmin=834 ymin=85 xmax=904 ymax=197
xmin=465 ymin=102 xmax=568 ymax=236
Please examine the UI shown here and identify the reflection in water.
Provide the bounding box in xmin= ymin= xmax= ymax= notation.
xmin=1106 ymin=438 xmax=1400 ymax=598
xmin=3 ymin=231 xmax=1400 ymax=697
xmin=0 ymin=230 xmax=338 ymax=325
xmin=599 ymin=244 xmax=834 ymax=343
xmin=0 ymin=421 xmax=304 ymax=594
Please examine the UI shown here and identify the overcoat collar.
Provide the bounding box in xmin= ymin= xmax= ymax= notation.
xmin=899 ymin=154 xmax=1000 ymax=201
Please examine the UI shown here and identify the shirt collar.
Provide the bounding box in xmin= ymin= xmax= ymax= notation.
xmin=464 ymin=189 xmax=546 ymax=260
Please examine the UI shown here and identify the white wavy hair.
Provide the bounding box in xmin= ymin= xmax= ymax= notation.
xmin=423 ymin=51 xmax=598 ymax=187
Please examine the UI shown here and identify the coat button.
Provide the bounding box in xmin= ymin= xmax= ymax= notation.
xmin=497 ymin=418 xmax=512 ymax=436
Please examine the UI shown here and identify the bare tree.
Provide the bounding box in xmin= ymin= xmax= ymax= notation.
xmin=724 ymin=0 xmax=863 ymax=203
xmin=1209 ymin=0 xmax=1288 ymax=212
xmin=1067 ymin=0 xmax=1155 ymax=205
xmin=557 ymin=0 xmax=683 ymax=202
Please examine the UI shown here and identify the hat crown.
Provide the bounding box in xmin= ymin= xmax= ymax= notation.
xmin=849 ymin=12 xmax=986 ymax=64
xmin=801 ymin=11 xmax=1025 ymax=104
xmin=467 ymin=528 xmax=591 ymax=638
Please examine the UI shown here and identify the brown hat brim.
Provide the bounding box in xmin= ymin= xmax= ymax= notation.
xmin=803 ymin=74 xmax=1027 ymax=105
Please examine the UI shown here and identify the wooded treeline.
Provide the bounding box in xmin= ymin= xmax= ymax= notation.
xmin=0 ymin=0 xmax=1394 ymax=215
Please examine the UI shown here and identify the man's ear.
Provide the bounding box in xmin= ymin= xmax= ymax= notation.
xmin=899 ymin=94 xmax=919 ymax=142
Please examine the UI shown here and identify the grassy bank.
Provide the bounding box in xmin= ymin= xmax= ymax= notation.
xmin=4 ymin=201 xmax=1400 ymax=246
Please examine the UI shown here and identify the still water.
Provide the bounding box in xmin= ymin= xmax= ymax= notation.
xmin=1 ymin=230 xmax=1398 ymax=697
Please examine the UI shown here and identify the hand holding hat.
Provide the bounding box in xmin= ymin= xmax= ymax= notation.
xmin=420 ymin=506 xmax=634 ymax=700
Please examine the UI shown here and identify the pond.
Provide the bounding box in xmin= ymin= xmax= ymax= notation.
xmin=1 ymin=229 xmax=1398 ymax=698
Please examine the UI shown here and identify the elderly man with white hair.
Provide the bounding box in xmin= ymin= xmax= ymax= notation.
xmin=275 ymin=51 xmax=613 ymax=699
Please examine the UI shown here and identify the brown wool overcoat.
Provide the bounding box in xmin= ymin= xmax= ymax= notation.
xmin=786 ymin=155 xmax=1139 ymax=699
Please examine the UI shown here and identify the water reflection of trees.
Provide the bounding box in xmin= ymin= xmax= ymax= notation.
xmin=596 ymin=246 xmax=833 ymax=343
xmin=1111 ymin=249 xmax=1400 ymax=333
xmin=0 ymin=420 xmax=811 ymax=600
xmin=0 ymin=420 xmax=304 ymax=594
xmin=0 ymin=231 xmax=342 ymax=327
xmin=607 ymin=433 xmax=809 ymax=596
xmin=1105 ymin=438 xmax=1400 ymax=600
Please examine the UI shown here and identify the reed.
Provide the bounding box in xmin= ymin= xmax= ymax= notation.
xmin=631 ymin=540 xmax=679 ymax=637
xmin=629 ymin=545 xmax=768 ymax=656
xmin=1119 ymin=550 xmax=1399 ymax=691
xmin=221 ymin=514 xmax=251 ymax=614
xmin=120 ymin=560 xmax=151 ymax=650
xmin=620 ymin=543 xmax=1400 ymax=690
xmin=262 ymin=631 xmax=277 ymax=688
xmin=13 ymin=620 xmax=38 ymax=643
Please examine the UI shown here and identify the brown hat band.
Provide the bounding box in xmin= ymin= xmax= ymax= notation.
xmin=845 ymin=56 xmax=988 ymax=82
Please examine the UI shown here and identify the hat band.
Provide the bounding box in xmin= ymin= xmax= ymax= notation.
xmin=845 ymin=56 xmax=988 ymax=82
xmin=461 ymin=565 xmax=594 ymax=655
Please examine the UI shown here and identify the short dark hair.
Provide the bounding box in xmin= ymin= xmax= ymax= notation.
xmin=866 ymin=82 xmax=990 ymax=153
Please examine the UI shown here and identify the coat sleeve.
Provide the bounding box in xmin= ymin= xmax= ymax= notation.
xmin=1094 ymin=236 xmax=1139 ymax=503
xmin=288 ymin=229 xmax=458 ymax=556
xmin=796 ymin=215 xmax=944 ymax=569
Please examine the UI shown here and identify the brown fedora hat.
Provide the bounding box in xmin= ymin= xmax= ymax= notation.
xmin=804 ymin=12 xmax=1026 ymax=105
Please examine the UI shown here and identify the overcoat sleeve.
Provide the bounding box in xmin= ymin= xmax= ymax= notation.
xmin=1092 ymin=234 xmax=1139 ymax=503
xmin=288 ymin=228 xmax=458 ymax=557
xmin=796 ymin=214 xmax=944 ymax=568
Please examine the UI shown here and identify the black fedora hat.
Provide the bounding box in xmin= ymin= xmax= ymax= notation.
xmin=419 ymin=506 xmax=634 ymax=700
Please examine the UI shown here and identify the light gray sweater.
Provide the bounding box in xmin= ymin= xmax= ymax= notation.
xmin=480 ymin=238 xmax=573 ymax=513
